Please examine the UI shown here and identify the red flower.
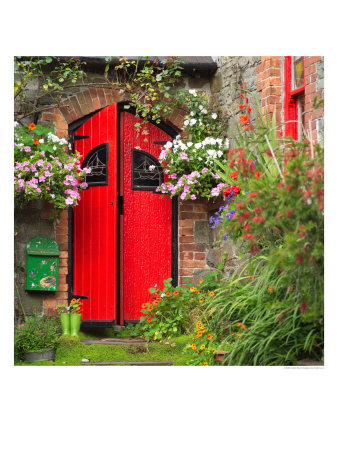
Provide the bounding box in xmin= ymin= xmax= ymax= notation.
xmin=254 ymin=206 xmax=262 ymax=214
xmin=239 ymin=115 xmax=249 ymax=125
xmin=252 ymin=216 xmax=265 ymax=224
xmin=248 ymin=192 xmax=257 ymax=198
xmin=286 ymin=209 xmax=295 ymax=217
xmin=300 ymin=301 xmax=308 ymax=313
xmin=33 ymin=140 xmax=40 ymax=145
xmin=28 ymin=123 xmax=36 ymax=130
xmin=243 ymin=224 xmax=251 ymax=231
xmin=236 ymin=201 xmax=245 ymax=209
xmin=240 ymin=93 xmax=245 ymax=98
xmin=276 ymin=213 xmax=283 ymax=219
xmin=265 ymin=150 xmax=273 ymax=157
xmin=239 ymin=104 xmax=246 ymax=110
xmin=255 ymin=171 xmax=261 ymax=179
xmin=277 ymin=182 xmax=284 ymax=188
xmin=247 ymin=106 xmax=252 ymax=113
xmin=244 ymin=125 xmax=254 ymax=131
xmin=230 ymin=171 xmax=239 ymax=180
xmin=278 ymin=269 xmax=283 ymax=274
xmin=295 ymin=253 xmax=303 ymax=264
xmin=245 ymin=97 xmax=249 ymax=103
xmin=242 ymin=233 xmax=256 ymax=240
xmin=277 ymin=313 xmax=285 ymax=322
xmin=147 ymin=317 xmax=152 ymax=323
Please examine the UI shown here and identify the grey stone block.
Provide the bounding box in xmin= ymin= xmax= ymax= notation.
xmin=194 ymin=220 xmax=210 ymax=244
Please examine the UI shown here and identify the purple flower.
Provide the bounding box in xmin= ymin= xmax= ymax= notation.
xmin=24 ymin=146 xmax=31 ymax=152
xmin=225 ymin=210 xmax=236 ymax=221
xmin=202 ymin=168 xmax=208 ymax=173
xmin=224 ymin=232 xmax=229 ymax=241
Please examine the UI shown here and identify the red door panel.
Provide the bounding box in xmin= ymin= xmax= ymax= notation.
xmin=73 ymin=104 xmax=117 ymax=321
xmin=120 ymin=112 xmax=173 ymax=323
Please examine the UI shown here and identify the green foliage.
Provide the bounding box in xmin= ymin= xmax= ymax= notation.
xmin=15 ymin=314 xmax=61 ymax=355
xmin=14 ymin=56 xmax=86 ymax=122
xmin=138 ymin=275 xmax=218 ymax=341
xmin=202 ymin=93 xmax=324 ymax=365
xmin=105 ymin=56 xmax=183 ymax=126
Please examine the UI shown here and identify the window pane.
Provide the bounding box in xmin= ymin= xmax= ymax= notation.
xmin=82 ymin=144 xmax=108 ymax=186
xmin=293 ymin=56 xmax=304 ymax=89
xmin=132 ymin=150 xmax=163 ymax=190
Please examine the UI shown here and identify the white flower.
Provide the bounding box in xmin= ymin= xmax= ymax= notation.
xmin=199 ymin=105 xmax=203 ymax=110
xmin=202 ymin=109 xmax=207 ymax=114
xmin=225 ymin=138 xmax=230 ymax=148
xmin=14 ymin=121 xmax=19 ymax=128
xmin=165 ymin=141 xmax=172 ymax=148
xmin=187 ymin=142 xmax=193 ymax=147
xmin=217 ymin=151 xmax=223 ymax=158
xmin=39 ymin=139 xmax=44 ymax=144
xmin=195 ymin=143 xmax=202 ymax=149
xmin=198 ymin=157 xmax=202 ymax=161
xmin=59 ymin=138 xmax=68 ymax=145
xmin=53 ymin=146 xmax=57 ymax=150
xmin=207 ymin=149 xmax=217 ymax=158
xmin=184 ymin=120 xmax=189 ymax=127
xmin=211 ymin=113 xmax=217 ymax=119
xmin=190 ymin=119 xmax=197 ymax=126
xmin=149 ymin=165 xmax=155 ymax=171
xmin=190 ymin=111 xmax=195 ymax=117
xmin=189 ymin=89 xmax=197 ymax=97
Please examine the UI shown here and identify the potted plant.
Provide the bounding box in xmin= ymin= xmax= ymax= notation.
xmin=15 ymin=313 xmax=61 ymax=362
xmin=69 ymin=298 xmax=82 ymax=337
xmin=56 ymin=298 xmax=82 ymax=337
xmin=56 ymin=304 xmax=71 ymax=335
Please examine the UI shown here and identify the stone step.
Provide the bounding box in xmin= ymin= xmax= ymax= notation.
xmin=76 ymin=361 xmax=173 ymax=366
xmin=81 ymin=338 xmax=147 ymax=345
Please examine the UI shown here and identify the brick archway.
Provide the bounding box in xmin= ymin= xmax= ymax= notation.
xmin=42 ymin=87 xmax=188 ymax=315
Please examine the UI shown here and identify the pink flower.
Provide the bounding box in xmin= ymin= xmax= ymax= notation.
xmin=24 ymin=146 xmax=31 ymax=152
xmin=180 ymin=192 xmax=187 ymax=200
xmin=190 ymin=195 xmax=197 ymax=200
xmin=202 ymin=168 xmax=208 ymax=173
xmin=171 ymin=173 xmax=177 ymax=179
xmin=180 ymin=152 xmax=189 ymax=161
xmin=65 ymin=197 xmax=74 ymax=205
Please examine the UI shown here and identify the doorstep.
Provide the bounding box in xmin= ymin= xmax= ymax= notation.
xmin=81 ymin=338 xmax=147 ymax=345
xmin=75 ymin=361 xmax=173 ymax=366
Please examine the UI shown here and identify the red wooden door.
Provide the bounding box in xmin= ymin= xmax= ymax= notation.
xmin=73 ymin=106 xmax=173 ymax=324
xmin=73 ymin=104 xmax=117 ymax=322
xmin=120 ymin=112 xmax=173 ymax=323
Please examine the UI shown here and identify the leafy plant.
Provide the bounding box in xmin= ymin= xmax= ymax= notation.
xmin=15 ymin=314 xmax=61 ymax=355
xmin=14 ymin=56 xmax=86 ymax=123
xmin=104 ymin=56 xmax=184 ymax=126
xmin=139 ymin=276 xmax=218 ymax=341
xmin=56 ymin=298 xmax=82 ymax=314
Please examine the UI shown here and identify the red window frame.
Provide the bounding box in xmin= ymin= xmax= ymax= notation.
xmin=284 ymin=56 xmax=305 ymax=139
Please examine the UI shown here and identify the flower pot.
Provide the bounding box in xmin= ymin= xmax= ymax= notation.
xmin=60 ymin=313 xmax=71 ymax=335
xmin=213 ymin=350 xmax=229 ymax=364
xmin=24 ymin=348 xmax=56 ymax=363
xmin=70 ymin=313 xmax=82 ymax=337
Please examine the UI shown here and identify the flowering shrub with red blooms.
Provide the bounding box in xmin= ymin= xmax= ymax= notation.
xmin=14 ymin=122 xmax=90 ymax=211
xmin=185 ymin=320 xmax=216 ymax=366
xmin=204 ymin=93 xmax=324 ymax=365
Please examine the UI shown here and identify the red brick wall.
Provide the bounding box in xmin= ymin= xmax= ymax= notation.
xmin=178 ymin=199 xmax=209 ymax=286
xmin=256 ymin=56 xmax=324 ymax=142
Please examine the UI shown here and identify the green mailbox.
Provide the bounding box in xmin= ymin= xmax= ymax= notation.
xmin=25 ymin=237 xmax=60 ymax=291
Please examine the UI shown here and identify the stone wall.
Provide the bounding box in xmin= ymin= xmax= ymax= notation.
xmin=210 ymin=56 xmax=262 ymax=143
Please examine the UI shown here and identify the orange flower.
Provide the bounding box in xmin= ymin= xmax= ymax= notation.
xmin=241 ymin=324 xmax=247 ymax=330
xmin=33 ymin=139 xmax=40 ymax=145
xmin=268 ymin=286 xmax=273 ymax=293
xmin=191 ymin=343 xmax=196 ymax=350
xmin=203 ymin=362 xmax=208 ymax=366
xmin=165 ymin=292 xmax=171 ymax=297
xmin=173 ymin=290 xmax=179 ymax=295
xmin=147 ymin=317 xmax=152 ymax=323
xmin=141 ymin=303 xmax=148 ymax=309
xmin=199 ymin=298 xmax=204 ymax=303
xmin=209 ymin=292 xmax=215 ymax=297
xmin=237 ymin=323 xmax=242 ymax=327
xmin=153 ymin=300 xmax=160 ymax=306
xmin=200 ymin=345 xmax=205 ymax=350
xmin=290 ymin=285 xmax=294 ymax=292
xmin=238 ymin=104 xmax=246 ymax=110
xmin=207 ymin=334 xmax=213 ymax=340
xmin=147 ymin=306 xmax=153 ymax=312
xmin=199 ymin=278 xmax=203 ymax=284
xmin=236 ymin=333 xmax=243 ymax=337
xmin=196 ymin=321 xmax=201 ymax=326
xmin=239 ymin=115 xmax=249 ymax=125
xmin=197 ymin=331 xmax=202 ymax=337
xmin=71 ymin=299 xmax=76 ymax=304
xmin=230 ymin=171 xmax=239 ymax=180
xmin=28 ymin=123 xmax=36 ymax=130
xmin=190 ymin=287 xmax=197 ymax=292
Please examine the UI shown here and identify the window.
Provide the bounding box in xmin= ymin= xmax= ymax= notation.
xmin=284 ymin=56 xmax=305 ymax=140
xmin=131 ymin=149 xmax=163 ymax=190
xmin=81 ymin=144 xmax=108 ymax=186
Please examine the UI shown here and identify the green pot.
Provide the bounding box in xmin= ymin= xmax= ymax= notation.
xmin=60 ymin=313 xmax=70 ymax=335
xmin=70 ymin=313 xmax=82 ymax=337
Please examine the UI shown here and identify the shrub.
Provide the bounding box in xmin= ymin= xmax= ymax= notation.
xmin=15 ymin=314 xmax=61 ymax=355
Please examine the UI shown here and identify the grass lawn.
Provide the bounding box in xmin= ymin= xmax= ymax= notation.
xmin=15 ymin=333 xmax=192 ymax=366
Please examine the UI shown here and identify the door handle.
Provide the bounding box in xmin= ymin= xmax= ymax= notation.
xmin=110 ymin=201 xmax=114 ymax=205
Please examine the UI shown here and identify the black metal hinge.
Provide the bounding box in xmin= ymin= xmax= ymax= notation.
xmin=153 ymin=141 xmax=170 ymax=145
xmin=74 ymin=135 xmax=90 ymax=141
